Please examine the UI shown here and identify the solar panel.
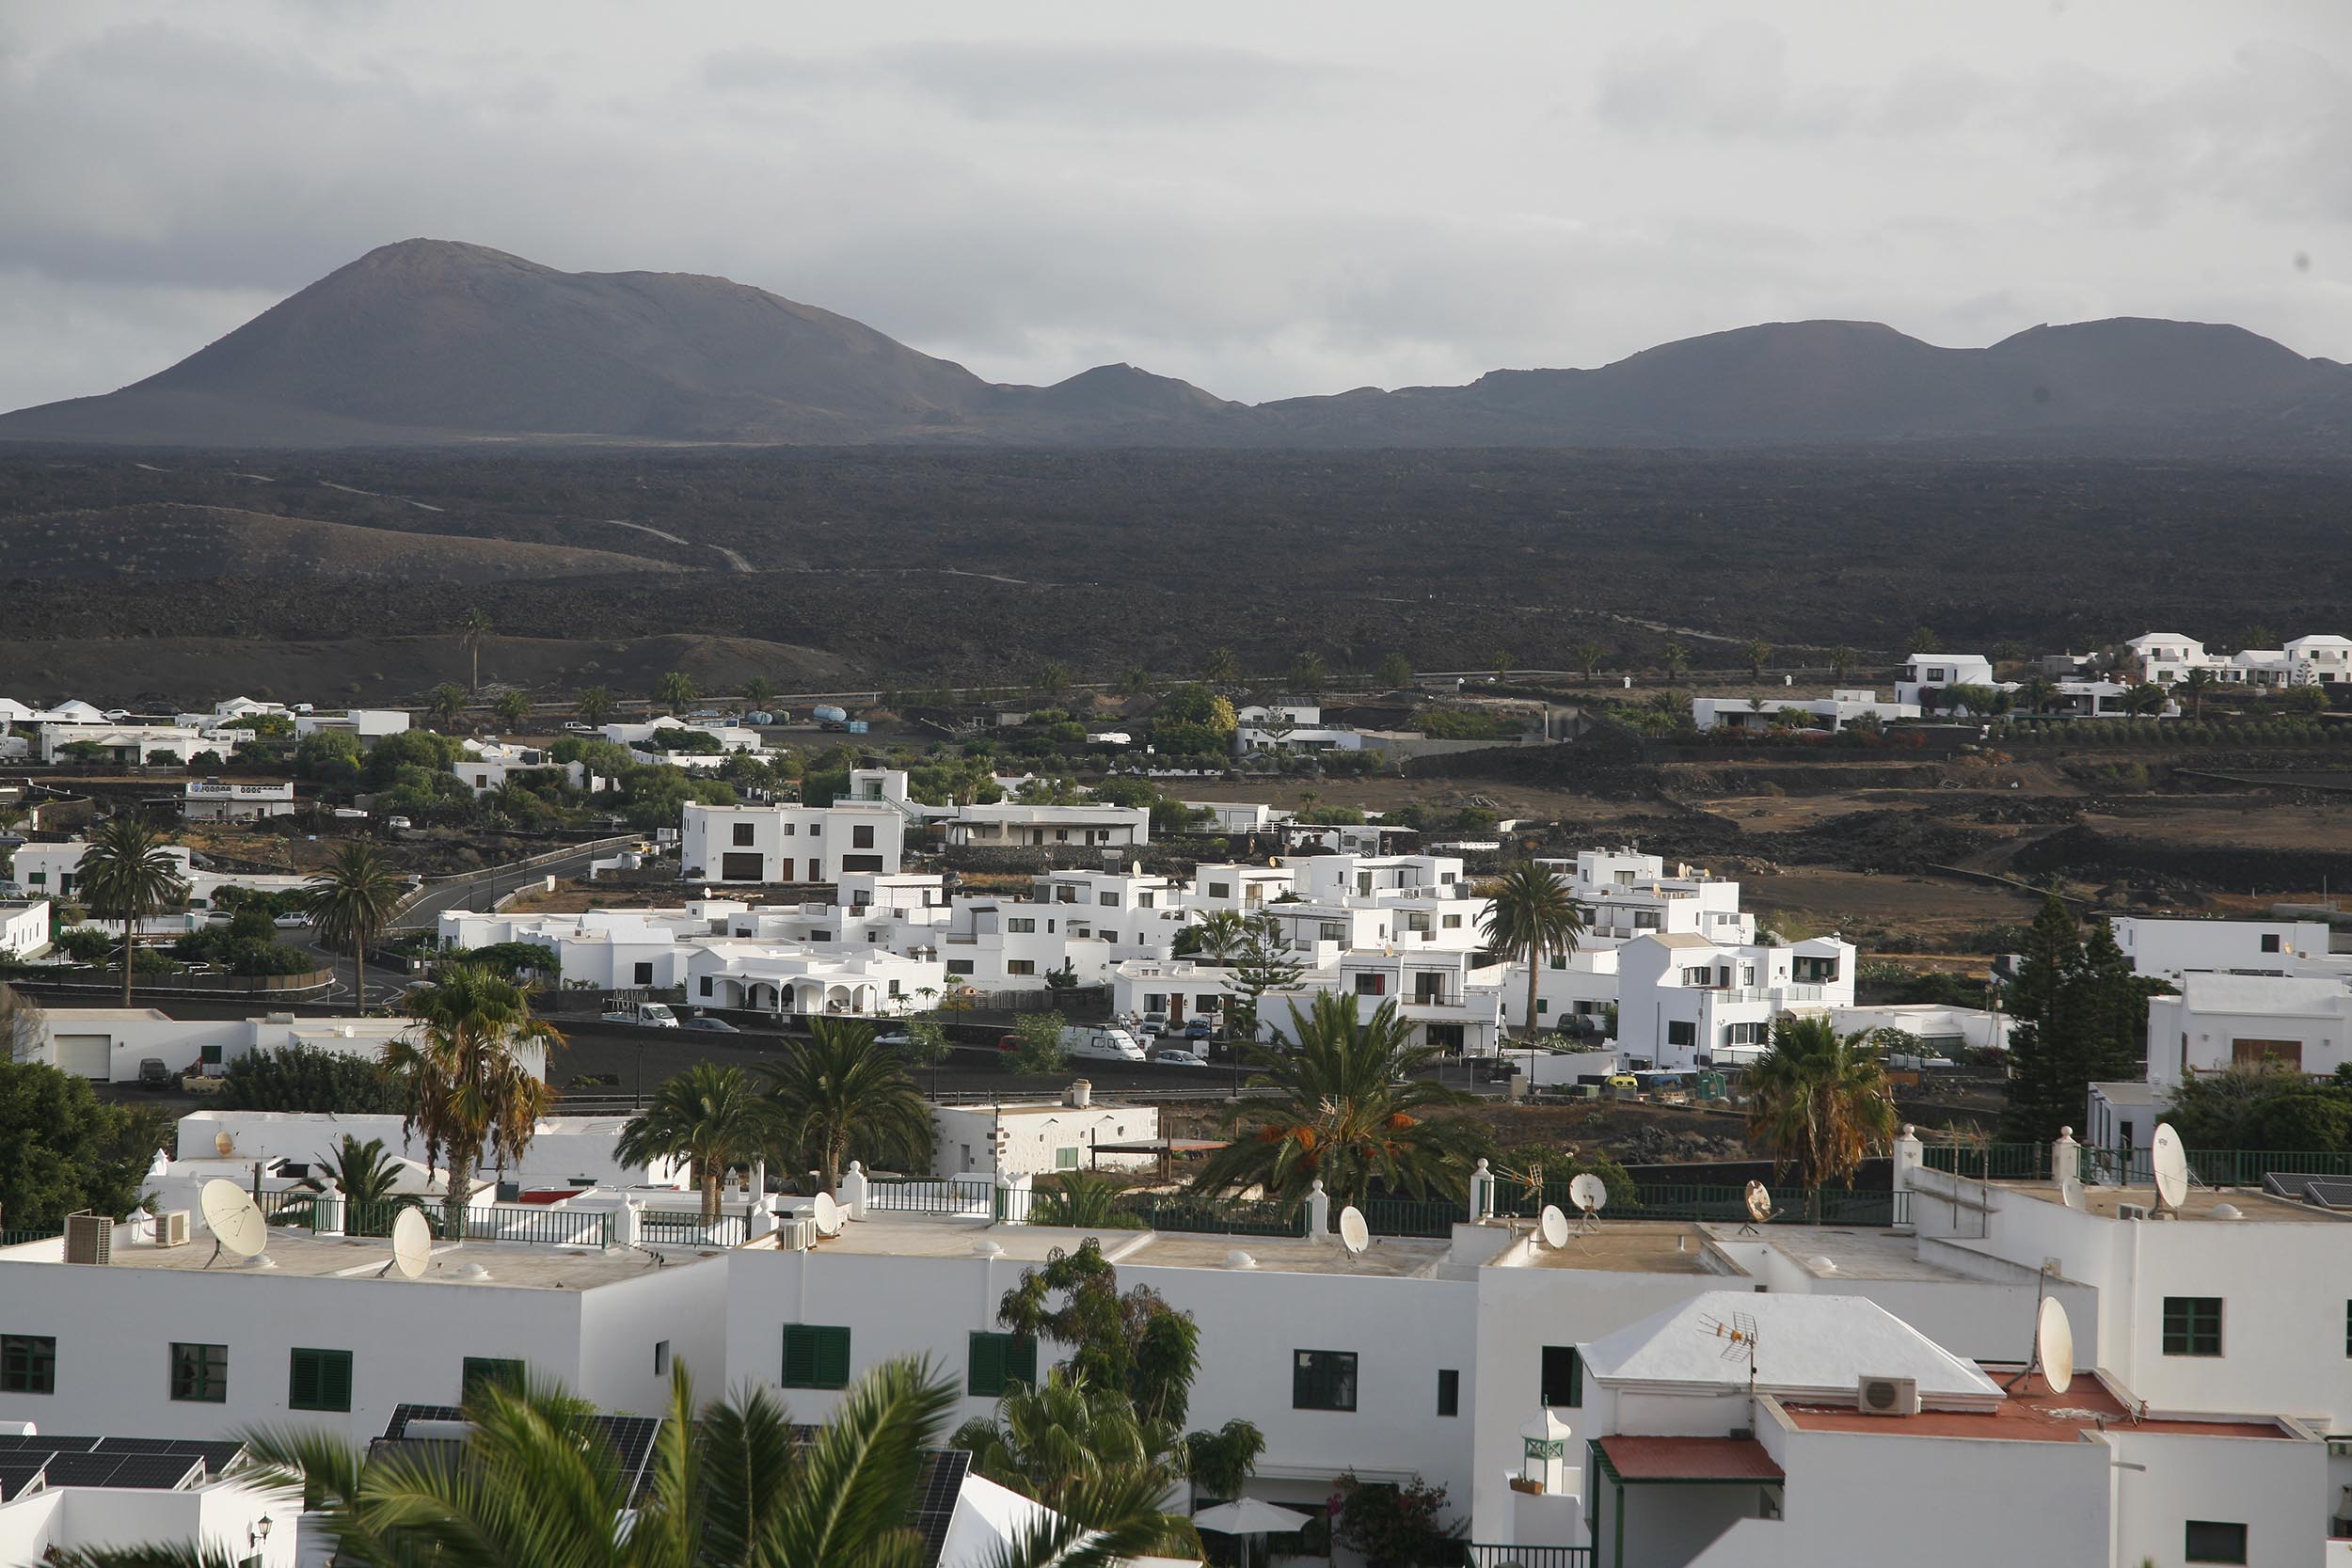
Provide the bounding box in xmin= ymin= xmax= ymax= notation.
xmin=91 ymin=1437 xmax=249 ymax=1479
xmin=2263 ymin=1170 xmax=2302 ymax=1197
xmin=0 ymin=1459 xmax=47 ymax=1501
xmin=908 ymin=1449 xmax=970 ymax=1568
xmin=380 ymin=1402 xmax=466 ymax=1440
xmin=376 ymin=1404 xmax=665 ymax=1504
xmin=2298 ymin=1177 xmax=2352 ymax=1209
xmin=37 ymin=1451 xmax=204 ymax=1490
xmin=0 ymin=1434 xmax=99 ymax=1452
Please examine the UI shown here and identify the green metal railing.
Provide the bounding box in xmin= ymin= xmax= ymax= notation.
xmin=1462 ymin=1545 xmax=1593 ymax=1568
xmin=1922 ymin=1144 xmax=2060 ymax=1181
xmin=0 ymin=1227 xmax=63 ymax=1248
xmin=640 ymin=1210 xmax=751 ymax=1247
xmin=1928 ymin=1143 xmax=2352 ymax=1192
xmin=1362 ymin=1196 xmax=1462 ymax=1238
xmin=865 ymin=1178 xmax=981 ymax=1215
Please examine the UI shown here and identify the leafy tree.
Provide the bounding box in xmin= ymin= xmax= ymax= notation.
xmin=2167 ymin=1063 xmax=2352 ymax=1152
xmin=1745 ymin=1016 xmax=1899 ymax=1212
xmin=457 ymin=607 xmax=493 ymax=690
xmin=1190 ymin=993 xmax=1485 ymax=1206
xmin=574 ymin=685 xmax=615 ymax=727
xmin=78 ymin=816 xmax=187 ymax=1006
xmin=1225 ymin=916 xmax=1305 ymax=1044
xmin=1004 ymin=1012 xmax=1071 ymax=1074
xmin=2000 ymin=899 xmax=2161 ymax=1142
xmin=1335 ymin=1471 xmax=1460 ymax=1568
xmin=493 ymin=690 xmax=531 ymax=729
xmin=1573 ymin=641 xmax=1606 ymax=682
xmin=385 ymin=963 xmax=563 ymax=1236
xmin=54 ymin=1360 xmax=1165 ymax=1568
xmin=761 ymin=1018 xmax=932 ymax=1192
xmin=617 ymin=1063 xmax=775 ymax=1223
xmin=218 ymin=1041 xmax=405 ymax=1113
xmin=457 ymin=940 xmax=564 ymax=981
xmin=1042 ymin=958 xmax=1081 ymax=995
xmin=951 ymin=1369 xmax=1200 ymax=1559
xmin=363 ymin=727 xmax=464 ymax=785
xmin=427 ymin=683 xmax=469 ymax=729
xmin=1480 ymin=862 xmax=1587 ymax=1041
xmin=1829 ymin=646 xmax=1859 ymax=683
xmin=55 ymin=928 xmax=115 ymax=964
xmin=307 ymin=838 xmax=406 ymax=1014
xmin=1183 ymin=1418 xmax=1266 ymax=1507
xmin=1375 ymin=652 xmax=1414 ymax=688
xmin=1660 ymin=641 xmax=1691 ymax=684
xmin=994 ymin=1237 xmax=1201 ymax=1424
xmin=654 ymin=669 xmax=699 ymax=712
xmin=0 ymin=1058 xmax=164 ymax=1230
xmin=294 ymin=728 xmax=363 ymax=783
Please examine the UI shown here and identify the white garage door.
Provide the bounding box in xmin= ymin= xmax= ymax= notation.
xmin=53 ymin=1034 xmax=112 ymax=1079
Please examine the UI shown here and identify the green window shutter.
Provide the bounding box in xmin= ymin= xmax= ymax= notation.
xmin=1568 ymin=1348 xmax=1582 ymax=1407
xmin=292 ymin=1349 xmax=353 ymax=1413
xmin=462 ymin=1357 xmax=525 ymax=1402
xmin=782 ymin=1326 xmax=818 ymax=1388
xmin=322 ymin=1350 xmax=353 ymax=1412
xmin=815 ymin=1327 xmax=851 ymax=1390
xmin=289 ymin=1351 xmax=318 ymax=1410
xmin=1006 ymin=1335 xmax=1036 ymax=1388
xmin=967 ymin=1332 xmax=1008 ymax=1397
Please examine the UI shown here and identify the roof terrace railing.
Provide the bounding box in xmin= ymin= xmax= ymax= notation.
xmin=1925 ymin=1142 xmax=2352 ymax=1191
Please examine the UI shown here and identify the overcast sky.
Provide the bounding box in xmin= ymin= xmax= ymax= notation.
xmin=2 ymin=0 xmax=2346 ymax=410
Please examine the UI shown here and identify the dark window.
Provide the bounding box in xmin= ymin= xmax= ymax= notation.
xmin=171 ymin=1342 xmax=228 ymax=1403
xmin=2260 ymin=933 xmax=2282 ymax=954
xmin=1 ymin=1334 xmax=56 ymax=1395
xmin=721 ymin=851 xmax=763 ymax=881
xmin=1541 ymin=1345 xmax=1582 ymax=1407
xmin=289 ymin=1348 xmax=353 ymax=1412
xmin=733 ymin=823 xmax=755 ymax=847
xmin=1354 ymin=974 xmax=1387 ymax=996
xmin=462 ymin=1357 xmax=526 ymax=1402
xmin=1667 ymin=1021 xmax=1695 ymax=1047
xmin=700 ymin=976 xmax=713 ymax=996
xmin=1293 ymin=1350 xmax=1358 ymax=1412
xmin=841 ymin=854 xmax=884 ymax=873
xmin=782 ymin=1325 xmax=852 ymax=1389
xmin=2163 ymin=1297 xmax=2223 ymax=1356
xmin=852 ymin=825 xmax=875 ymax=849
xmin=633 ymin=962 xmax=654 ymax=986
xmin=2185 ymin=1520 xmax=2248 ymax=1564
xmin=655 ymin=1340 xmax=672 ymax=1376
xmin=1437 ymin=1368 xmax=1459 ymax=1417
xmin=967 ymin=1332 xmax=1037 ymax=1398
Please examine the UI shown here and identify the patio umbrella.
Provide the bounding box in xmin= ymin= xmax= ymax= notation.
xmin=1191 ymin=1497 xmax=1313 ymax=1568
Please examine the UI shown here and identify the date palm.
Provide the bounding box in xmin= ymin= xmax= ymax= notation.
xmin=654 ymin=669 xmax=699 ymax=713
xmin=493 ymin=689 xmax=531 ymax=730
xmin=307 ymin=838 xmax=405 ymax=1014
xmin=2176 ymin=665 xmax=2217 ymax=718
xmin=1188 ymin=992 xmax=1484 ymax=1207
xmin=1746 ymin=1015 xmax=1898 ymax=1215
xmin=427 ymin=683 xmax=468 ymax=730
xmin=574 ymin=685 xmax=614 ymax=727
xmin=1739 ymin=639 xmax=1772 ymax=682
xmin=1030 ymin=1171 xmax=1144 ymax=1230
xmin=287 ymin=1134 xmax=421 ymax=1236
xmin=55 ymin=1359 xmax=1164 ymax=1568
xmin=1829 ymin=646 xmax=1859 ymax=684
xmin=77 ymin=816 xmax=187 ymax=1006
xmin=1186 ymin=908 xmax=1249 ymax=963
xmin=1480 ymin=861 xmax=1586 ymax=1041
xmin=741 ymin=675 xmax=777 ymax=707
xmin=1200 ymin=646 xmax=1240 ymax=688
xmin=761 ymin=1018 xmax=932 ymax=1194
xmin=616 ymin=1062 xmax=775 ymax=1223
xmin=953 ymin=1368 xmax=1197 ymax=1558
xmin=458 ymin=607 xmax=492 ymax=690
xmin=384 ymin=963 xmax=563 ymax=1238
xmin=1660 ymin=641 xmax=1691 ymax=684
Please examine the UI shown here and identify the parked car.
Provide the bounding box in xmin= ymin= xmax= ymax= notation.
xmin=385 ymin=816 xmax=412 ymax=831
xmin=564 ymin=721 xmax=595 ymax=733
xmin=1059 ymin=1024 xmax=1148 ymax=1063
xmin=272 ymin=912 xmax=310 ymax=928
xmin=1138 ymin=1011 xmax=1171 ymax=1037
xmin=136 ymin=1057 xmax=172 ymax=1089
xmin=1182 ymin=1018 xmax=1215 ymax=1042
xmin=1151 ymin=1049 xmax=1211 ymax=1069
xmin=602 ymin=1002 xmax=681 ymax=1028
xmin=682 ymin=1015 xmax=739 ymax=1033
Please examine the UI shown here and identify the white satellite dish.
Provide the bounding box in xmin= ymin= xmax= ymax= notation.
xmin=2151 ymin=1125 xmax=2189 ymax=1212
xmin=2038 ymin=1296 xmax=2074 ymax=1395
xmin=1744 ymin=1180 xmax=1773 ymax=1221
xmin=1537 ymin=1205 xmax=1570 ymax=1249
xmin=389 ymin=1207 xmax=432 ymax=1280
xmin=1337 ymin=1205 xmax=1369 ymax=1256
xmin=199 ymin=1179 xmax=269 ymax=1263
xmin=2058 ymin=1176 xmax=2086 ymax=1212
xmin=811 ymin=1192 xmax=844 ymax=1237
xmin=1569 ymin=1173 xmax=1609 ymax=1215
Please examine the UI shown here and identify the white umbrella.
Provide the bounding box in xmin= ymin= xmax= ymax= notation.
xmin=1191 ymin=1498 xmax=1314 ymax=1568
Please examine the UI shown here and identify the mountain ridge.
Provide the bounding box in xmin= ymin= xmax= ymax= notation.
xmin=5 ymin=238 xmax=2348 ymax=451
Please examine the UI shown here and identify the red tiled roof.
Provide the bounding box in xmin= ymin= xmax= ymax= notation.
xmin=1597 ymin=1436 xmax=1785 ymax=1482
xmin=1780 ymin=1370 xmax=2292 ymax=1444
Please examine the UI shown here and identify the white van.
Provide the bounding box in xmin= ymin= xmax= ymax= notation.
xmin=1059 ymin=1024 xmax=1147 ymax=1063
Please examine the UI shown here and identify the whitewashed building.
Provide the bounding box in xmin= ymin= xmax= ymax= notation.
xmin=2143 ymin=972 xmax=2352 ymax=1086
xmin=681 ymin=800 xmax=905 ymax=884
xmin=0 ymin=897 xmax=49 ymax=959
xmin=930 ymin=1090 xmax=1161 ymax=1178
xmin=1613 ymin=932 xmax=1856 ymax=1068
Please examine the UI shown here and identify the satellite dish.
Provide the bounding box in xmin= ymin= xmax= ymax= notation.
xmin=1537 ymin=1205 xmax=1570 ymax=1249
xmin=390 ymin=1207 xmax=432 ymax=1280
xmin=2059 ymin=1177 xmax=2086 ymax=1212
xmin=2151 ymin=1125 xmax=2189 ymax=1212
xmin=199 ymin=1179 xmax=268 ymax=1261
xmin=811 ymin=1193 xmax=844 ymax=1237
xmin=1337 ymin=1205 xmax=1369 ymax=1256
xmin=1569 ymin=1174 xmax=1609 ymax=1215
xmin=2038 ymin=1296 xmax=2074 ymax=1395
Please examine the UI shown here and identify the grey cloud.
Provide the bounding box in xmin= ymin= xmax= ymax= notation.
xmin=1596 ymin=21 xmax=1850 ymax=142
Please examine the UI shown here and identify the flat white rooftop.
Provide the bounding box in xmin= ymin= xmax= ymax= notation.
xmin=0 ymin=1228 xmax=722 ymax=1290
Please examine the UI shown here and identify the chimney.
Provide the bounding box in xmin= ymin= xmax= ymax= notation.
xmin=1066 ymin=1079 xmax=1092 ymax=1109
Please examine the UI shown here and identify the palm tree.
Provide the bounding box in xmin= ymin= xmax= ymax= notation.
xmin=574 ymin=685 xmax=614 ymax=727
xmin=617 ymin=1063 xmax=775 ymax=1224
xmin=1117 ymin=667 xmax=1155 ymax=698
xmin=1187 ymin=908 xmax=1249 ymax=963
xmin=1480 ymin=862 xmax=1586 ymax=1041
xmin=307 ymin=839 xmax=406 ymax=1015
xmin=1745 ymin=1015 xmax=1899 ymax=1215
xmin=56 ymin=1360 xmax=1164 ymax=1568
xmin=1490 ymin=650 xmax=1511 ymax=686
xmin=1905 ymin=626 xmax=1942 ymax=656
xmin=1660 ymin=641 xmax=1691 ymax=684
xmin=457 ymin=608 xmax=493 ymax=691
xmin=654 ymin=670 xmax=699 ymax=713
xmin=1573 ymin=641 xmax=1606 ymax=683
xmin=384 ymin=963 xmax=563 ymax=1238
xmin=1829 ymin=646 xmax=1858 ymax=684
xmin=2177 ymin=666 xmax=2218 ymax=718
xmin=741 ymin=675 xmax=777 ymax=708
xmin=1035 ymin=661 xmax=1072 ymax=702
xmin=1030 ymin=1171 xmax=1144 ymax=1230
xmin=427 ymin=683 xmax=468 ymax=730
xmin=2019 ymin=673 xmax=2058 ymax=715
xmin=761 ymin=1018 xmax=932 ymax=1194
xmin=286 ymin=1134 xmax=421 ymax=1235
xmin=1288 ymin=652 xmax=1329 ymax=695
xmin=493 ymin=689 xmax=530 ymax=730
xmin=1188 ymin=993 xmax=1484 ymax=1208
xmin=77 ymin=816 xmax=187 ymax=1006
xmin=1200 ymin=647 xmax=1240 ymax=688
xmin=952 ymin=1369 xmax=1197 ymax=1558
xmin=2120 ymin=680 xmax=2169 ymax=718
xmin=1739 ymin=639 xmax=1772 ymax=682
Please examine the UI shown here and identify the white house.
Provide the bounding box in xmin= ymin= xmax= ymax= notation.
xmin=1183 ymin=862 xmax=1299 ymax=913
xmin=938 ymin=802 xmax=1151 ymax=848
xmin=292 ymin=707 xmax=411 ymax=745
xmin=21 ymin=1009 xmax=532 ymax=1086
xmin=681 ymin=800 xmax=906 ymax=884
xmin=1613 ymin=933 xmax=1856 ymax=1069
xmin=685 ymin=942 xmax=942 ymax=1017
xmin=180 ymin=780 xmax=297 ymax=822
xmin=37 ymin=723 xmax=207 ymax=765
xmin=2126 ymin=632 xmax=2209 ymax=687
xmin=930 ymin=1090 xmax=1162 ymax=1178
xmin=603 ymin=715 xmax=763 ymax=752
xmin=1690 ymin=691 xmax=1918 ymax=734
xmin=2112 ymin=914 xmax=2352 ymax=984
xmin=4 ymin=842 xmax=309 ymax=910
xmin=0 ymin=898 xmax=49 ymax=959
xmin=0 ymin=1444 xmax=297 ymax=1568
xmin=1894 ymin=653 xmax=1998 ymax=706
xmin=453 ymin=739 xmax=592 ymax=797
xmin=2143 ymin=972 xmax=2352 ymax=1087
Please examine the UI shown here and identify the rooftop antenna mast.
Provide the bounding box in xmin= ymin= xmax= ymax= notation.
xmin=1698 ymin=1309 xmax=1761 ymax=1394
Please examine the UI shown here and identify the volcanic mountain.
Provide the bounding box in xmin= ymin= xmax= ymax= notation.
xmin=3 ymin=239 xmax=2345 ymax=451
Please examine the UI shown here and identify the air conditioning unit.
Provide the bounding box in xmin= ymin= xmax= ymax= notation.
xmin=2118 ymin=1202 xmax=2148 ymax=1221
xmin=1856 ymin=1375 xmax=1920 ymax=1417
xmin=154 ymin=1211 xmax=191 ymax=1248
xmin=776 ymin=1218 xmax=817 ymax=1251
xmin=63 ymin=1211 xmax=113 ymax=1266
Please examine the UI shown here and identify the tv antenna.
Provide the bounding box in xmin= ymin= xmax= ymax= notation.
xmin=1337 ymin=1205 xmax=1370 ymax=1259
xmin=1568 ymin=1173 xmax=1609 ymax=1237
xmin=381 ymin=1205 xmax=432 ymax=1279
xmin=199 ymin=1179 xmax=270 ymax=1269
xmin=1698 ymin=1308 xmax=1761 ymax=1391
xmin=1739 ymin=1180 xmax=1779 ymax=1236
xmin=2150 ymin=1124 xmax=2190 ymax=1216
xmin=1536 ymin=1204 xmax=1571 ymax=1250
